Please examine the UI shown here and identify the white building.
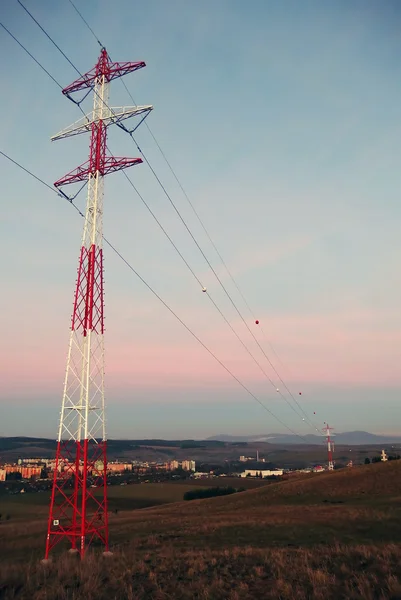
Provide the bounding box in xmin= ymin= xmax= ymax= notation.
xmin=181 ymin=460 xmax=196 ymax=471
xmin=240 ymin=469 xmax=283 ymax=478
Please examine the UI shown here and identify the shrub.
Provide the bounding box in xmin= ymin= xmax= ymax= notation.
xmin=184 ymin=486 xmax=238 ymax=501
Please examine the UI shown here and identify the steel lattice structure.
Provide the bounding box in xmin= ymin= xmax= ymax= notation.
xmin=324 ymin=423 xmax=335 ymax=471
xmin=44 ymin=48 xmax=152 ymax=560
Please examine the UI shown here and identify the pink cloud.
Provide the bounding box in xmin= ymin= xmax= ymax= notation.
xmin=105 ymin=305 xmax=401 ymax=389
xmin=106 ymin=342 xmax=253 ymax=389
xmin=228 ymin=308 xmax=401 ymax=386
xmin=2 ymin=301 xmax=400 ymax=401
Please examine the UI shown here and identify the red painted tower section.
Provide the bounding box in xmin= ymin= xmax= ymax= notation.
xmin=44 ymin=49 xmax=152 ymax=560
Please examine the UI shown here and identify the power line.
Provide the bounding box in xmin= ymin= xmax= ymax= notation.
xmin=67 ymin=0 xmax=103 ymax=49
xmin=122 ymin=95 xmax=318 ymax=427
xmin=117 ymin=166 xmax=204 ymax=288
xmin=0 ymin=21 xmax=63 ymax=90
xmin=152 ymin=142 xmax=291 ymax=372
xmin=10 ymin=4 xmax=320 ymax=433
xmin=127 ymin=134 xmax=316 ymax=425
xmin=16 ymin=0 xmax=111 ymax=115
xmin=0 ymin=151 xmax=66 ymax=199
xmin=0 ymin=17 xmax=87 ymax=123
xmin=103 ymin=239 xmax=307 ymax=440
xmin=58 ymin=19 xmax=304 ymax=416
xmin=79 ymin=19 xmax=301 ymax=402
xmin=0 ymin=149 xmax=309 ymax=443
xmin=11 ymin=1 xmax=313 ymax=430
xmin=60 ymin=5 xmax=317 ymax=428
xmin=117 ymin=167 xmax=307 ymax=422
xmin=17 ymin=0 xmax=81 ymax=77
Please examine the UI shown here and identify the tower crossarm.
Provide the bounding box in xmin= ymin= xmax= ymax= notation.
xmin=54 ymin=157 xmax=143 ymax=188
xmin=62 ymin=50 xmax=146 ymax=97
xmin=51 ymin=105 xmax=153 ymax=142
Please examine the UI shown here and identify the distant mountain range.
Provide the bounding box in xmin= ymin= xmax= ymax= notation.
xmin=206 ymin=431 xmax=401 ymax=446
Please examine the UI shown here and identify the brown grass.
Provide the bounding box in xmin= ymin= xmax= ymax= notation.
xmin=1 ymin=461 xmax=401 ymax=599
xmin=1 ymin=544 xmax=401 ymax=599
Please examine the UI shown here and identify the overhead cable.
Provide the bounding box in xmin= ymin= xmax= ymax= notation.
xmin=0 ymin=149 xmax=310 ymax=443
xmin=9 ymin=4 xmax=315 ymax=429
xmin=62 ymin=6 xmax=317 ymax=427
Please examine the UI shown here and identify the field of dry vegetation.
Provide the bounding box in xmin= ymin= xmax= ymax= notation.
xmin=1 ymin=461 xmax=401 ymax=599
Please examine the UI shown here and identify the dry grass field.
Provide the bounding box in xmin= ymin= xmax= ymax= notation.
xmin=1 ymin=462 xmax=401 ymax=599
xmin=0 ymin=477 xmax=264 ymax=521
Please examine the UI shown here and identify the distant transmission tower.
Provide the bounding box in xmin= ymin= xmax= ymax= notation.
xmin=44 ymin=48 xmax=152 ymax=560
xmin=324 ymin=423 xmax=335 ymax=471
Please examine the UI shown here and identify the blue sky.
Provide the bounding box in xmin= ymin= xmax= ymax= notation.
xmin=1 ymin=0 xmax=401 ymax=439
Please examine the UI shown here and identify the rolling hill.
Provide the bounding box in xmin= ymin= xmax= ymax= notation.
xmin=208 ymin=431 xmax=401 ymax=445
xmin=1 ymin=461 xmax=401 ymax=598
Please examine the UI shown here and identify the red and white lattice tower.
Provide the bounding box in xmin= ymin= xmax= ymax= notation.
xmin=44 ymin=48 xmax=152 ymax=560
xmin=324 ymin=423 xmax=335 ymax=471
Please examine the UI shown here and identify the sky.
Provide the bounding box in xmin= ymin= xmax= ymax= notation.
xmin=1 ymin=0 xmax=401 ymax=439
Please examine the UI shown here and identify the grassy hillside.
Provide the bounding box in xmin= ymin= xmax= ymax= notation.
xmin=0 ymin=477 xmax=266 ymax=520
xmin=0 ymin=482 xmax=206 ymax=522
xmin=1 ymin=461 xmax=401 ymax=599
xmin=211 ymin=460 xmax=401 ymax=507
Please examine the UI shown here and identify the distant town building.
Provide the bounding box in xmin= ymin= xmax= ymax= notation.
xmin=20 ymin=466 xmax=42 ymax=479
xmin=0 ymin=469 xmax=6 ymax=482
xmin=4 ymin=465 xmax=21 ymax=474
xmin=181 ymin=460 xmax=196 ymax=472
xmin=240 ymin=469 xmax=284 ymax=478
xmin=2 ymin=465 xmax=42 ymax=479
xmin=312 ymin=465 xmax=324 ymax=473
xmin=166 ymin=460 xmax=179 ymax=471
xmin=21 ymin=458 xmax=50 ymax=464
xmin=107 ymin=462 xmax=132 ymax=473
xmin=239 ymin=455 xmax=266 ymax=463
xmin=381 ymin=450 xmax=388 ymax=462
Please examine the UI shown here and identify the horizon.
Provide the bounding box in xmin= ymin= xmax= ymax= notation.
xmin=1 ymin=0 xmax=401 ymax=438
xmin=2 ymin=428 xmax=401 ymax=441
